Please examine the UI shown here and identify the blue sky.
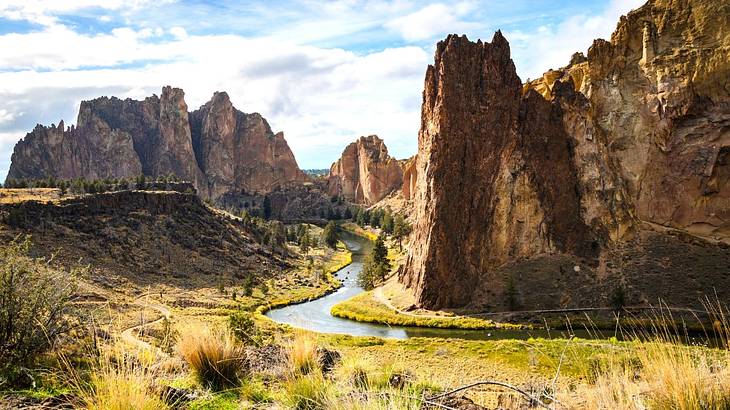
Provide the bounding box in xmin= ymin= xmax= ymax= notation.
xmin=0 ymin=0 xmax=643 ymax=180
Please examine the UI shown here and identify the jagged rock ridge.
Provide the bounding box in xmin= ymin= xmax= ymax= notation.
xmin=327 ymin=135 xmax=403 ymax=205
xmin=6 ymin=87 xmax=309 ymax=199
xmin=401 ymin=0 xmax=730 ymax=310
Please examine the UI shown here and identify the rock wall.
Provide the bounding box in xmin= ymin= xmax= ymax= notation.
xmin=400 ymin=155 xmax=418 ymax=201
xmin=327 ymin=135 xmax=403 ymax=205
xmin=7 ymin=87 xmax=309 ymax=200
xmin=401 ymin=0 xmax=730 ymax=310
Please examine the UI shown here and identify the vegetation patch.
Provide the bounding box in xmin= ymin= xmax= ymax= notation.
xmin=331 ymin=291 xmax=521 ymax=330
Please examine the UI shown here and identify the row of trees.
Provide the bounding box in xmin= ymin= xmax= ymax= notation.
xmin=351 ymin=206 xmax=412 ymax=250
xmin=285 ymin=221 xmax=339 ymax=255
xmin=2 ymin=174 xmax=189 ymax=195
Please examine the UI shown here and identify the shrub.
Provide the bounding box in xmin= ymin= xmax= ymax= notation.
xmin=228 ymin=311 xmax=259 ymax=345
xmin=0 ymin=237 xmax=79 ymax=377
xmin=178 ymin=325 xmax=247 ymax=391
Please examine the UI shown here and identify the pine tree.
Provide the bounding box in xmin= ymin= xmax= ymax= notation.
xmin=392 ymin=215 xmax=412 ymax=251
xmin=323 ymin=221 xmax=338 ymax=249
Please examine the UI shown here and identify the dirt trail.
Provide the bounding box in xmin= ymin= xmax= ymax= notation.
xmin=120 ymin=294 xmax=171 ymax=354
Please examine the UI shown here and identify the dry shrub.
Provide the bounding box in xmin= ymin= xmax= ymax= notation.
xmin=178 ymin=324 xmax=247 ymax=391
xmin=287 ymin=333 xmax=320 ymax=376
xmin=76 ymin=349 xmax=168 ymax=410
xmin=0 ymin=236 xmax=79 ymax=377
xmin=281 ymin=372 xmax=334 ymax=410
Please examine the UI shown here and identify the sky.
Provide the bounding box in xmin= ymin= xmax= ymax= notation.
xmin=0 ymin=0 xmax=644 ymax=179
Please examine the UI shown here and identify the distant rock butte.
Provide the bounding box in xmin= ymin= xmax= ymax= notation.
xmin=401 ymin=0 xmax=730 ymax=310
xmin=327 ymin=135 xmax=403 ymax=205
xmin=6 ymin=86 xmax=309 ymax=199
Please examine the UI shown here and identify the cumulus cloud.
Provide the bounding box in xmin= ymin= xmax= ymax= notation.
xmin=385 ymin=2 xmax=480 ymax=41
xmin=506 ymin=0 xmax=645 ymax=80
xmin=169 ymin=26 xmax=188 ymax=40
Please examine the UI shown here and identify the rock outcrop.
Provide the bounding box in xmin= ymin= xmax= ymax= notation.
xmin=327 ymin=135 xmax=403 ymax=205
xmin=7 ymin=87 xmax=309 ymax=200
xmin=400 ymin=155 xmax=418 ymax=201
xmin=401 ymin=0 xmax=730 ymax=310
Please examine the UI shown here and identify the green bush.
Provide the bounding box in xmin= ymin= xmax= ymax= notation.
xmin=0 ymin=236 xmax=79 ymax=379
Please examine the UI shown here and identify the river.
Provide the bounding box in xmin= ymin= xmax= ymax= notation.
xmin=266 ymin=231 xmax=606 ymax=341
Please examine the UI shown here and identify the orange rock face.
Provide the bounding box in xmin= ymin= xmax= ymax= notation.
xmin=7 ymin=87 xmax=309 ymax=199
xmin=400 ymin=155 xmax=418 ymax=201
xmin=327 ymin=135 xmax=403 ymax=205
xmin=401 ymin=0 xmax=730 ymax=310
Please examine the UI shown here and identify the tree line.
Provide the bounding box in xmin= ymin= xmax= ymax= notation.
xmin=2 ymin=174 xmax=191 ymax=195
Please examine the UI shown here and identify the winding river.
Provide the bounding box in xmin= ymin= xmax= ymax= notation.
xmin=266 ymin=231 xmax=599 ymax=341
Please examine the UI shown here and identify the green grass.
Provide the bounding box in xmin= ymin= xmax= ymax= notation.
xmin=187 ymin=391 xmax=240 ymax=410
xmin=340 ymin=222 xmax=378 ymax=241
xmin=330 ymin=291 xmax=523 ymax=330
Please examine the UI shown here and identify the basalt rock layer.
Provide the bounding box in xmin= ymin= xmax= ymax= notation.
xmin=327 ymin=135 xmax=403 ymax=205
xmin=401 ymin=0 xmax=730 ymax=310
xmin=7 ymin=87 xmax=309 ymax=200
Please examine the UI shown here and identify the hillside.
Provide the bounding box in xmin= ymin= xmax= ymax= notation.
xmin=0 ymin=189 xmax=290 ymax=289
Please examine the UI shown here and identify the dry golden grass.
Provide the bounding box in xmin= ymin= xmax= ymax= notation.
xmin=287 ymin=333 xmax=320 ymax=377
xmin=564 ymin=303 xmax=730 ymax=409
xmin=178 ymin=324 xmax=247 ymax=391
xmin=67 ymin=347 xmax=168 ymax=410
xmin=0 ymin=188 xmax=61 ymax=204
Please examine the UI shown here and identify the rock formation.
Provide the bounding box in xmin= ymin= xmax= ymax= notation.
xmin=7 ymin=87 xmax=309 ymax=200
xmin=327 ymin=135 xmax=403 ymax=205
xmin=401 ymin=0 xmax=730 ymax=310
xmin=400 ymin=155 xmax=418 ymax=201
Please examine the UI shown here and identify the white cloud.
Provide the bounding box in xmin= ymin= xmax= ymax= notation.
xmin=385 ymin=2 xmax=479 ymax=41
xmin=506 ymin=0 xmax=645 ymax=80
xmin=0 ymin=110 xmax=15 ymax=125
xmin=169 ymin=26 xmax=187 ymax=40
xmin=0 ymin=0 xmax=176 ymax=26
xmin=0 ymin=28 xmax=429 ymax=175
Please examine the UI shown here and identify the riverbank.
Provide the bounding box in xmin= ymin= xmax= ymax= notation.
xmin=331 ymin=290 xmax=523 ymax=330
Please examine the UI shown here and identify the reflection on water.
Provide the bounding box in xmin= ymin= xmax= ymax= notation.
xmin=266 ymin=231 xmax=716 ymax=345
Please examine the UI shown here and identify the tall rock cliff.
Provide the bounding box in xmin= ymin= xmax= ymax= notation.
xmin=189 ymin=91 xmax=309 ymax=199
xmin=7 ymin=87 xmax=309 ymax=199
xmin=401 ymin=0 xmax=730 ymax=310
xmin=327 ymin=135 xmax=403 ymax=205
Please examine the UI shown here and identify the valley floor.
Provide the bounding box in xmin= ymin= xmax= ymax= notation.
xmin=1 ymin=217 xmax=729 ymax=409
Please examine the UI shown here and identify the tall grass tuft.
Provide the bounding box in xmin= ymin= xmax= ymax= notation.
xmin=280 ymin=372 xmax=335 ymax=410
xmin=565 ymin=300 xmax=730 ymax=409
xmin=178 ymin=325 xmax=247 ymax=391
xmin=75 ymin=350 xmax=168 ymax=410
xmin=287 ymin=333 xmax=320 ymax=376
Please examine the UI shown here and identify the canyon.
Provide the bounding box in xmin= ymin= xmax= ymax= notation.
xmin=400 ymin=0 xmax=730 ymax=310
xmin=3 ymin=0 xmax=728 ymax=314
